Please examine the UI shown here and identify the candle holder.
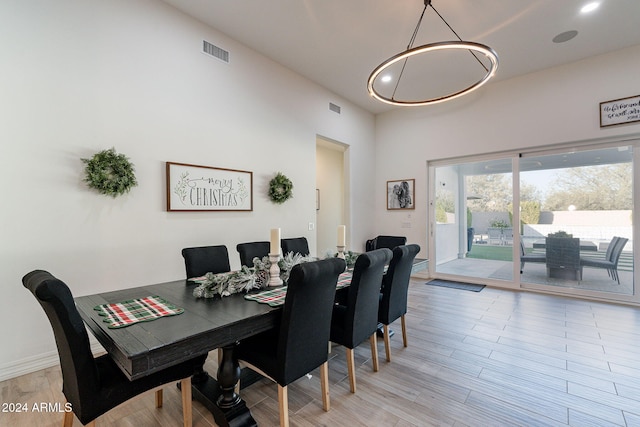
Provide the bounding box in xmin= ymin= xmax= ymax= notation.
xmin=336 ymin=245 xmax=346 ymax=259
xmin=268 ymin=253 xmax=283 ymax=286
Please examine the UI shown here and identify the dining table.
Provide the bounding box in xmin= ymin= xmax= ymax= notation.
xmin=74 ymin=270 xmax=353 ymax=427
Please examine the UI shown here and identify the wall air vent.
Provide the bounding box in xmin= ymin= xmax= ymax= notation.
xmin=202 ymin=40 xmax=229 ymax=63
xmin=329 ymin=102 xmax=341 ymax=114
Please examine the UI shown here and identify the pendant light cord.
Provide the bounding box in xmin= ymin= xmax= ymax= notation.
xmin=391 ymin=4 xmax=428 ymax=100
xmin=430 ymin=4 xmax=489 ymax=72
xmin=391 ymin=1 xmax=489 ymax=101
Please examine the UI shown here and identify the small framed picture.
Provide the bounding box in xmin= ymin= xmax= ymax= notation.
xmin=387 ymin=179 xmax=415 ymax=210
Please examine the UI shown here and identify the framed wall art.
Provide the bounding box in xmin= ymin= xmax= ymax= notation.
xmin=166 ymin=162 xmax=253 ymax=211
xmin=600 ymin=94 xmax=640 ymax=127
xmin=387 ymin=179 xmax=415 ymax=210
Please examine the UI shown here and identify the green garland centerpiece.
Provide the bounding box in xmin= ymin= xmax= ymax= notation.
xmin=325 ymin=250 xmax=359 ymax=268
xmin=268 ymin=172 xmax=293 ymax=204
xmin=192 ymin=252 xmax=313 ymax=298
xmin=82 ymin=148 xmax=137 ymax=197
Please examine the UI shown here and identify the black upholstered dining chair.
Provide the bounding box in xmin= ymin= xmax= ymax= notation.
xmin=236 ymin=241 xmax=270 ymax=267
xmin=22 ymin=270 xmax=207 ymax=427
xmin=365 ymin=235 xmax=407 ymax=252
xmin=330 ymin=248 xmax=392 ymax=393
xmin=181 ymin=245 xmax=231 ymax=278
xmin=236 ymin=257 xmax=346 ymax=427
xmin=280 ymin=237 xmax=310 ymax=256
xmin=377 ymin=244 xmax=420 ymax=362
xmin=181 ymin=245 xmax=231 ymax=362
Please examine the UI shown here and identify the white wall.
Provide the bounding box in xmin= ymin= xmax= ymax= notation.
xmin=0 ymin=0 xmax=375 ymax=380
xmin=375 ymin=44 xmax=640 ymax=260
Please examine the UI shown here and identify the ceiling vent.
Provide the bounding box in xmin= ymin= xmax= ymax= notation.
xmin=329 ymin=102 xmax=341 ymax=114
xmin=202 ymin=40 xmax=229 ymax=63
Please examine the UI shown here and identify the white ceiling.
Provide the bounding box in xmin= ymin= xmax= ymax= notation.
xmin=161 ymin=0 xmax=640 ymax=115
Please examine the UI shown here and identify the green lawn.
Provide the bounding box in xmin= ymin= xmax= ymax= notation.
xmin=467 ymin=244 xmax=514 ymax=261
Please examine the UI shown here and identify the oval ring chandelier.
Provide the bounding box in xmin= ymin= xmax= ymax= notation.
xmin=367 ymin=0 xmax=499 ymax=107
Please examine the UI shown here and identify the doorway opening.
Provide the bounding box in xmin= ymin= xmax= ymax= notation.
xmin=316 ymin=136 xmax=347 ymax=256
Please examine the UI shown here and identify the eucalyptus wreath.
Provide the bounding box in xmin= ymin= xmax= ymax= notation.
xmin=82 ymin=148 xmax=137 ymax=197
xmin=268 ymin=172 xmax=293 ymax=204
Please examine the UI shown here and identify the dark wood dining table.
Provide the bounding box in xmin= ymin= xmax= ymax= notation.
xmin=75 ymin=279 xmax=281 ymax=427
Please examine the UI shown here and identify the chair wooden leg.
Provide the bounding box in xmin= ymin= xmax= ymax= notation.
xmin=62 ymin=410 xmax=74 ymax=427
xmin=383 ymin=324 xmax=392 ymax=362
xmin=346 ymin=348 xmax=356 ymax=393
xmin=155 ymin=389 xmax=163 ymax=408
xmin=320 ymin=361 xmax=330 ymax=411
xmin=278 ymin=384 xmax=289 ymax=427
xmin=180 ymin=377 xmax=192 ymax=427
xmin=401 ymin=315 xmax=408 ymax=347
xmin=369 ymin=334 xmax=379 ymax=372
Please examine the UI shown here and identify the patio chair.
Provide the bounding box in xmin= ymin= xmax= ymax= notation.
xmin=487 ymin=228 xmax=502 ymax=245
xmin=520 ymin=240 xmax=545 ymax=274
xmin=502 ymin=228 xmax=514 ymax=246
xmin=581 ymin=237 xmax=627 ymax=284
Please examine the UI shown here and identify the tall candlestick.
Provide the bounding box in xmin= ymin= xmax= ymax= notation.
xmin=337 ymin=225 xmax=346 ymax=247
xmin=270 ymin=228 xmax=281 ymax=255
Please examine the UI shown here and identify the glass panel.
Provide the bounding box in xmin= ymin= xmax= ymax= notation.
xmin=519 ymin=146 xmax=634 ymax=295
xmin=434 ymin=159 xmax=514 ymax=282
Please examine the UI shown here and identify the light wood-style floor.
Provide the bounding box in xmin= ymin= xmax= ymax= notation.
xmin=3 ymin=279 xmax=640 ymax=426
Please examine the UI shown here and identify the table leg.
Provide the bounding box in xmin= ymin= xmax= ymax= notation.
xmin=191 ymin=343 xmax=257 ymax=427
xmin=217 ymin=344 xmax=241 ymax=408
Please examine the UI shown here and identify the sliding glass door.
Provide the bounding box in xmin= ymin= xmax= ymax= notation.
xmin=518 ymin=146 xmax=633 ymax=296
xmin=433 ymin=159 xmax=514 ymax=284
xmin=429 ymin=142 xmax=636 ymax=302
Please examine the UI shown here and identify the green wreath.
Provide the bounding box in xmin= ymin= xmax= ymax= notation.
xmin=268 ymin=172 xmax=293 ymax=204
xmin=82 ymin=148 xmax=138 ymax=197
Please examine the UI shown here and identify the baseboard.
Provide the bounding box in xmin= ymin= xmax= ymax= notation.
xmin=0 ymin=350 xmax=59 ymax=382
xmin=0 ymin=339 xmax=106 ymax=382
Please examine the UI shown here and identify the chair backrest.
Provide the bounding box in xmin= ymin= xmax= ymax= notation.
xmin=181 ymin=245 xmax=230 ymax=278
xmin=379 ymin=244 xmax=420 ymax=325
xmin=546 ymin=237 xmax=580 ymax=269
xmin=22 ymin=270 xmax=99 ymax=413
xmin=605 ymin=236 xmax=621 ymax=261
xmin=236 ymin=241 xmax=270 ymax=267
xmin=277 ymin=257 xmax=346 ymax=385
xmin=281 ymin=237 xmax=310 ymax=257
xmin=342 ymin=248 xmax=392 ymax=347
xmin=611 ymin=237 xmax=628 ymax=266
xmin=366 ymin=235 xmax=407 ymax=252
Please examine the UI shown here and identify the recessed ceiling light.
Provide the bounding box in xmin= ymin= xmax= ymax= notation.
xmin=581 ymin=2 xmax=600 ymax=14
xmin=553 ymin=30 xmax=578 ymax=43
xmin=381 ymin=75 xmax=392 ymax=83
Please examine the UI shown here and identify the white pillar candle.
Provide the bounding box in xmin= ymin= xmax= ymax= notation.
xmin=337 ymin=225 xmax=346 ymax=247
xmin=270 ymin=228 xmax=281 ymax=254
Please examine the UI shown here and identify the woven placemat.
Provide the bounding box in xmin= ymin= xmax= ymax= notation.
xmin=245 ymin=271 xmax=352 ymax=307
xmin=94 ymin=295 xmax=184 ymax=328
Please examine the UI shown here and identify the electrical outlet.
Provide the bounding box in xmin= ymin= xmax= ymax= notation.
xmin=308 ymin=222 xmax=315 ymax=231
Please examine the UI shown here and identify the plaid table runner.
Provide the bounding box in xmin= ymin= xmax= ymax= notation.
xmin=244 ymin=271 xmax=352 ymax=307
xmin=94 ymin=295 xmax=184 ymax=329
